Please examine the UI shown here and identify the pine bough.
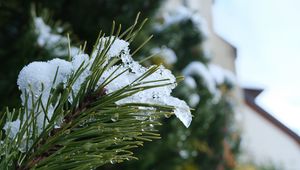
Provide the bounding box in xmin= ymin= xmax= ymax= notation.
xmin=0 ymin=16 xmax=192 ymax=169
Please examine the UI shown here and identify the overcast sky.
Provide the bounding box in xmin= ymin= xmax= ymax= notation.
xmin=212 ymin=0 xmax=300 ymax=134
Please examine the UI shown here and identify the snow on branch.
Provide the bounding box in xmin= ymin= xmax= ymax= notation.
xmin=3 ymin=36 xmax=192 ymax=155
xmin=34 ymin=17 xmax=79 ymax=57
xmin=183 ymin=61 xmax=236 ymax=104
xmin=155 ymin=6 xmax=209 ymax=37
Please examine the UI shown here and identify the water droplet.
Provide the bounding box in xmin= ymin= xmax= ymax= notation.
xmin=97 ymin=126 xmax=103 ymax=132
xmin=149 ymin=124 xmax=154 ymax=128
xmin=180 ymin=135 xmax=187 ymax=140
xmin=164 ymin=113 xmax=171 ymax=118
xmin=89 ymin=164 xmax=94 ymax=170
xmin=83 ymin=143 xmax=93 ymax=151
xmin=149 ymin=116 xmax=155 ymax=121
xmin=65 ymin=129 xmax=71 ymax=134
xmin=111 ymin=113 xmax=119 ymax=122
xmin=152 ymin=94 xmax=159 ymax=99
xmin=110 ymin=159 xmax=116 ymax=164
xmin=115 ymin=128 xmax=120 ymax=132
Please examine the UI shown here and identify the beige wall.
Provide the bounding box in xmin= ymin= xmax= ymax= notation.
xmin=187 ymin=0 xmax=237 ymax=73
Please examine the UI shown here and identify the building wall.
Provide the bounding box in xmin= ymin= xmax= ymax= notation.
xmin=187 ymin=0 xmax=237 ymax=72
xmin=241 ymin=104 xmax=300 ymax=169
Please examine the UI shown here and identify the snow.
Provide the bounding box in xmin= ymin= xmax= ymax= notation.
xmin=34 ymin=17 xmax=67 ymax=48
xmin=91 ymin=36 xmax=130 ymax=66
xmin=3 ymin=119 xmax=33 ymax=152
xmin=99 ymin=61 xmax=192 ymax=127
xmin=150 ymin=46 xmax=177 ymax=65
xmin=168 ymin=97 xmax=192 ymax=127
xmin=183 ymin=62 xmax=237 ymax=103
xmin=34 ymin=17 xmax=52 ymax=46
xmin=184 ymin=76 xmax=197 ymax=89
xmin=156 ymin=6 xmax=209 ymax=37
xmin=208 ymin=64 xmax=236 ymax=85
xmin=179 ymin=149 xmax=189 ymax=159
xmin=48 ymin=58 xmax=73 ymax=85
xmin=34 ymin=17 xmax=80 ymax=57
xmin=71 ymin=54 xmax=91 ymax=96
xmin=183 ymin=61 xmax=217 ymax=95
xmin=96 ymin=37 xmax=192 ymax=127
xmin=3 ymin=119 xmax=21 ymax=139
xmin=17 ymin=59 xmax=72 ymax=101
xmin=17 ymin=58 xmax=73 ymax=131
xmin=188 ymin=93 xmax=200 ymax=107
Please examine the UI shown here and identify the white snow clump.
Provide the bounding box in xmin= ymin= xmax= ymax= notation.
xmin=188 ymin=93 xmax=200 ymax=107
xmin=150 ymin=46 xmax=177 ymax=65
xmin=17 ymin=58 xmax=73 ymax=131
xmin=95 ymin=38 xmax=192 ymax=127
xmin=208 ymin=64 xmax=236 ymax=86
xmin=3 ymin=119 xmax=21 ymax=139
xmin=183 ymin=61 xmax=217 ymax=95
xmin=34 ymin=17 xmax=80 ymax=57
xmin=182 ymin=62 xmax=236 ymax=103
xmin=155 ymin=6 xmax=209 ymax=37
xmin=91 ymin=36 xmax=131 ymax=65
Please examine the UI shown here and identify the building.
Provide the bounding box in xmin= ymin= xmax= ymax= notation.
xmin=241 ymin=88 xmax=300 ymax=169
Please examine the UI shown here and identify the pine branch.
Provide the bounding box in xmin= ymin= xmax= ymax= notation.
xmin=0 ymin=15 xmax=192 ymax=170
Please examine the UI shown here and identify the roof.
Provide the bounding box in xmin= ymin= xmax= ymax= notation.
xmin=243 ymin=88 xmax=300 ymax=145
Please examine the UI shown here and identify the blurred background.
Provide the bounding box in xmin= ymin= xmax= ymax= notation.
xmin=0 ymin=0 xmax=299 ymax=169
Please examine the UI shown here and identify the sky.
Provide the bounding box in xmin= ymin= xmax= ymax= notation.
xmin=212 ymin=0 xmax=300 ymax=134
